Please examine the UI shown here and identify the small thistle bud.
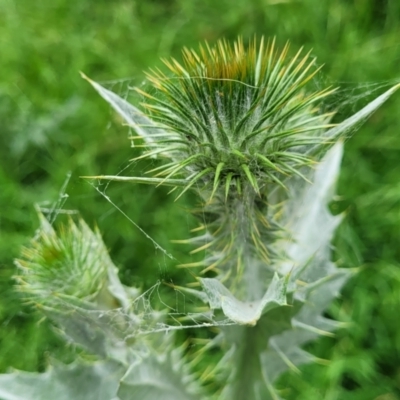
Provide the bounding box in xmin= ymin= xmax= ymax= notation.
xmin=137 ymin=37 xmax=335 ymax=199
xmin=15 ymin=213 xmax=114 ymax=307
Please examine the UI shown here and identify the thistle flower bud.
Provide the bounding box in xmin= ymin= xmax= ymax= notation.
xmin=137 ymin=37 xmax=335 ymax=200
xmin=15 ymin=213 xmax=114 ymax=307
xmin=83 ymin=37 xmax=399 ymax=296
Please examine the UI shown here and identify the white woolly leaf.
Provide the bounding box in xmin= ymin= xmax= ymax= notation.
xmin=276 ymin=141 xmax=344 ymax=277
xmin=81 ymin=73 xmax=170 ymax=146
xmin=117 ymin=351 xmax=202 ymax=400
xmin=200 ymin=273 xmax=288 ymax=326
xmin=260 ymin=344 xmax=316 ymax=384
xmin=321 ymin=83 xmax=400 ymax=143
xmin=42 ymin=297 xmax=134 ymax=362
xmin=0 ymin=360 xmax=124 ymax=400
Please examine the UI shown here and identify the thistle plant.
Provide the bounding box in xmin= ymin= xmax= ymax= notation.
xmin=0 ymin=38 xmax=398 ymax=400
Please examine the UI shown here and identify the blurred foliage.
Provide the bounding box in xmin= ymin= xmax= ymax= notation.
xmin=0 ymin=0 xmax=399 ymax=398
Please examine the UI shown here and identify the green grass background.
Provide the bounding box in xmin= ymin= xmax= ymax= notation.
xmin=0 ymin=0 xmax=399 ymax=399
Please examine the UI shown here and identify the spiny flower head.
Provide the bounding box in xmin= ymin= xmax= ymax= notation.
xmin=15 ymin=213 xmax=112 ymax=305
xmin=136 ymin=37 xmax=336 ymax=199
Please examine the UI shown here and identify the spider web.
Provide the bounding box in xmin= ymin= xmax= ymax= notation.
xmin=41 ymin=71 xmax=399 ymax=342
xmin=37 ymin=171 xmax=234 ymax=342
